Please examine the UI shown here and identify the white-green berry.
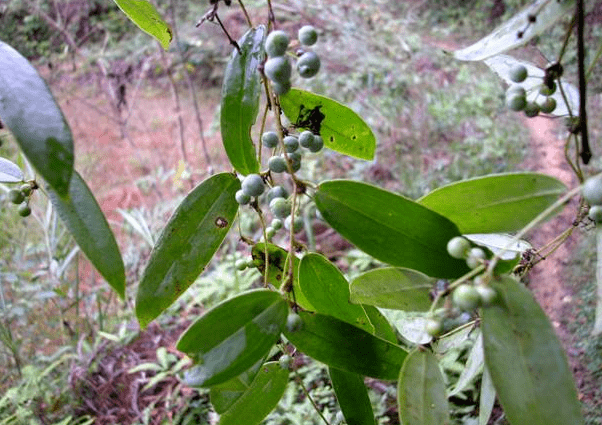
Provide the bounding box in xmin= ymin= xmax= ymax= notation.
xmin=262 ymin=131 xmax=280 ymax=148
xmin=285 ymin=215 xmax=304 ymax=233
xmin=241 ymin=174 xmax=265 ymax=197
xmin=271 ymin=218 xmax=283 ymax=230
xmin=299 ymin=131 xmax=315 ymax=148
xmin=270 ymin=197 xmax=291 ymax=218
xmin=235 ymin=189 xmax=251 ymax=205
xmin=265 ymin=30 xmax=290 ymax=57
xmin=283 ymin=136 xmax=299 ymax=153
xmin=466 ymin=247 xmax=487 ymax=269
xmin=267 ymin=186 xmax=288 ymax=203
xmin=583 ymin=174 xmax=602 ymax=206
xmin=452 ymin=284 xmax=481 ymax=311
xmin=265 ymin=56 xmax=292 ymax=84
xmin=269 ymin=156 xmax=287 ymax=173
xmin=308 ymin=135 xmax=324 ymax=153
xmin=296 ymin=51 xmax=321 ymax=78
xmin=298 ymin=25 xmax=318 ymax=46
xmin=538 ymin=97 xmax=556 ymax=114
xmin=286 ymin=313 xmax=303 ymax=332
xmin=509 ymin=64 xmax=528 ymax=83
xmin=272 ymin=80 xmax=291 ymax=95
xmin=447 ymin=236 xmax=470 ymax=259
xmin=524 ymin=102 xmax=540 ymax=118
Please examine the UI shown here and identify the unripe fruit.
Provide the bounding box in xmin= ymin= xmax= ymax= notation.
xmin=466 ymin=247 xmax=486 ymax=269
xmin=509 ymin=64 xmax=528 ymax=83
xmin=538 ymin=97 xmax=556 ymax=114
xmin=270 ymin=197 xmax=291 ymax=218
xmin=271 ymin=218 xmax=283 ymax=230
xmin=308 ymin=135 xmax=324 ymax=153
xmin=298 ymin=25 xmax=318 ymax=46
xmin=476 ymin=284 xmax=498 ymax=307
xmin=241 ymin=174 xmax=265 ymax=197
xmin=278 ymin=354 xmax=292 ymax=370
xmin=299 ymin=130 xmax=315 ymax=148
xmin=583 ymin=175 xmax=602 ymax=206
xmin=507 ymin=86 xmax=526 ymax=97
xmin=285 ymin=215 xmax=304 ymax=233
xmin=266 ymin=226 xmax=276 ymax=239
xmin=506 ymin=93 xmax=527 ymax=111
xmin=272 ymin=81 xmax=291 ymax=95
xmin=268 ymin=155 xmax=287 ymax=173
xmin=452 ymin=284 xmax=481 ymax=311
xmin=287 ymin=156 xmax=302 ymax=173
xmin=447 ymin=236 xmax=470 ymax=259
xmin=265 ymin=57 xmax=292 ymax=84
xmin=8 ymin=189 xmax=24 ymax=205
xmin=288 ymin=151 xmax=302 ymax=162
xmin=267 ymin=186 xmax=288 ymax=203
xmin=296 ymin=51 xmax=321 ymax=78
xmin=17 ymin=202 xmax=31 ymax=217
xmin=589 ymin=205 xmax=602 ymax=223
xmin=523 ymin=102 xmax=540 ymax=118
xmin=20 ymin=184 xmax=32 ymax=196
xmin=262 ymin=131 xmax=279 ymax=148
xmin=539 ymin=81 xmax=556 ymax=96
xmin=286 ymin=313 xmax=303 ymax=332
xmin=283 ymin=135 xmax=299 ymax=152
xmin=265 ymin=30 xmax=290 ymax=57
xmin=425 ymin=317 xmax=443 ymax=337
xmin=235 ymin=258 xmax=248 ymax=270
xmin=235 ymin=189 xmax=251 ymax=205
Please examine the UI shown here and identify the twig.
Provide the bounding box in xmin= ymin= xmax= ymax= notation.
xmin=576 ymin=0 xmax=591 ymax=164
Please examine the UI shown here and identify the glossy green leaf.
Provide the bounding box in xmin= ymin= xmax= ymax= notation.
xmin=220 ymin=26 xmax=265 ymax=175
xmin=454 ymin=0 xmax=574 ymax=61
xmin=0 ymin=41 xmax=73 ymax=195
xmin=48 ymin=171 xmax=125 ymax=298
xmin=136 ymin=173 xmax=239 ymax=327
xmin=283 ymin=312 xmax=407 ymax=380
xmin=398 ymin=349 xmax=450 ymax=425
xmin=112 ymin=0 xmax=172 ymax=49
xmin=178 ymin=290 xmax=287 ymax=388
xmin=481 ymin=276 xmax=584 ymax=425
xmin=329 ymin=367 xmax=376 ymax=425
xmin=449 ymin=331 xmax=483 ymax=396
xmin=251 ymin=243 xmax=312 ymax=310
xmin=299 ymin=253 xmax=373 ymax=333
xmin=210 ymin=358 xmax=265 ymax=414
xmin=280 ymin=89 xmax=376 ymax=160
xmin=418 ymin=173 xmax=567 ymax=234
xmin=363 ymin=306 xmax=398 ymax=344
xmin=479 ymin=367 xmax=496 ymax=425
xmin=0 ymin=157 xmax=23 ymax=183
xmin=315 ymin=180 xmax=469 ymax=278
xmin=350 ymin=268 xmax=434 ymax=311
xmin=218 ymin=362 xmax=289 ymax=425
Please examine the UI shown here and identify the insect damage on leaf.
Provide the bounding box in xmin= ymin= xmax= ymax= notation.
xmin=294 ymin=104 xmax=325 ymax=134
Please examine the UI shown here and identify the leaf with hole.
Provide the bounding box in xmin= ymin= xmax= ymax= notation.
xmin=280 ymin=89 xmax=376 ymax=160
xmin=481 ymin=276 xmax=584 ymax=425
xmin=315 ymin=180 xmax=469 ymax=278
xmin=220 ymin=26 xmax=265 ymax=175
xmin=329 ymin=367 xmax=376 ymax=425
xmin=418 ymin=173 xmax=567 ymax=234
xmin=136 ymin=173 xmax=239 ymax=328
xmin=48 ymin=171 xmax=125 ymax=298
xmin=178 ymin=290 xmax=287 ymax=388
xmin=350 ymin=267 xmax=434 ymax=311
xmin=283 ymin=311 xmax=407 ymax=380
xmin=112 ymin=0 xmax=172 ymax=49
xmin=398 ymin=349 xmax=450 ymax=425
xmin=0 ymin=41 xmax=73 ymax=195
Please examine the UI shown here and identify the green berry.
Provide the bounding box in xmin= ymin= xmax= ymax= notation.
xmin=283 ymin=136 xmax=299 ymax=152
xmin=452 ymin=284 xmax=481 ymax=311
xmin=285 ymin=215 xmax=304 ymax=233
xmin=8 ymin=189 xmax=24 ymax=205
xmin=278 ymin=354 xmax=292 ymax=370
xmin=447 ymin=236 xmax=470 ymax=259
xmin=241 ymin=174 xmax=265 ymax=197
xmin=19 ymin=184 xmax=32 ymax=196
xmin=267 ymin=186 xmax=288 ymax=203
xmin=287 ymin=156 xmax=302 ymax=173
xmin=466 ymin=247 xmax=486 ymax=269
xmin=235 ymin=189 xmax=251 ymax=205
xmin=507 ymin=86 xmax=526 ymax=97
xmin=506 ymin=93 xmax=527 ymax=111
xmin=17 ymin=202 xmax=31 ymax=217
xmin=272 ymin=80 xmax=291 ymax=95
xmin=268 ymin=156 xmax=287 ymax=173
xmin=308 ymin=135 xmax=324 ymax=153
xmin=539 ymin=82 xmax=556 ymax=96
xmin=235 ymin=259 xmax=248 ymax=270
xmin=265 ymin=30 xmax=290 ymax=57
xmin=299 ymin=130 xmax=315 ymax=148
xmin=270 ymin=197 xmax=291 ymax=218
xmin=296 ymin=51 xmax=320 ymax=78
xmin=509 ymin=64 xmax=528 ymax=83
xmin=271 ymin=218 xmax=283 ymax=230
xmin=476 ymin=284 xmax=498 ymax=307
xmin=265 ymin=57 xmax=292 ymax=84
xmin=589 ymin=205 xmax=602 ymax=223
xmin=286 ymin=313 xmax=303 ymax=332
xmin=265 ymin=226 xmax=276 ymax=239
xmin=298 ymin=25 xmax=318 ymax=46
xmin=524 ymin=102 xmax=540 ymax=118
xmin=262 ymin=131 xmax=280 ymax=149
xmin=583 ymin=174 xmax=602 ymax=206
xmin=425 ymin=317 xmax=443 ymax=337
xmin=538 ymin=97 xmax=556 ymax=114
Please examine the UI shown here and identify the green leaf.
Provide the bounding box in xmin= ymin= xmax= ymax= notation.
xmin=453 ymin=0 xmax=574 ymax=61
xmin=283 ymin=312 xmax=407 ymax=380
xmin=0 ymin=157 xmax=23 ymax=183
xmin=398 ymin=349 xmax=450 ymax=425
xmin=299 ymin=253 xmax=373 ymax=332
xmin=418 ymin=173 xmax=567 ymax=234
xmin=210 ymin=358 xmax=265 ymax=413
xmin=48 ymin=171 xmax=125 ymax=298
xmin=479 ymin=367 xmax=496 ymax=425
xmin=217 ymin=362 xmax=289 ymax=425
xmin=280 ymin=89 xmax=376 ymax=160
xmin=178 ymin=290 xmax=287 ymax=388
xmin=350 ymin=267 xmax=434 ymax=311
xmin=220 ymin=26 xmax=265 ymax=175
xmin=481 ymin=276 xmax=584 ymax=425
xmin=136 ymin=173 xmax=239 ymax=327
xmin=363 ymin=305 xmax=398 ymax=344
xmin=449 ymin=331 xmax=483 ymax=396
xmin=0 ymin=41 xmax=73 ymax=196
xmin=315 ymin=180 xmax=469 ymax=278
xmin=329 ymin=367 xmax=376 ymax=425
xmin=112 ymin=0 xmax=172 ymax=49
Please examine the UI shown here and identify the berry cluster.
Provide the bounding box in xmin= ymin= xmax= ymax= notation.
xmin=6 ymin=183 xmax=34 ymax=217
xmin=583 ymin=174 xmax=602 ymax=223
xmin=505 ymin=63 xmax=558 ymax=117
xmin=264 ymin=25 xmax=321 ymax=95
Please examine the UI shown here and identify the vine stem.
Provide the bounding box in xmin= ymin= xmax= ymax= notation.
xmin=292 ymin=368 xmax=331 ymax=425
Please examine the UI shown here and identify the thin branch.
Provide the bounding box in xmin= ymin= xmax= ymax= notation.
xmin=577 ymin=0 xmax=591 ymax=164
